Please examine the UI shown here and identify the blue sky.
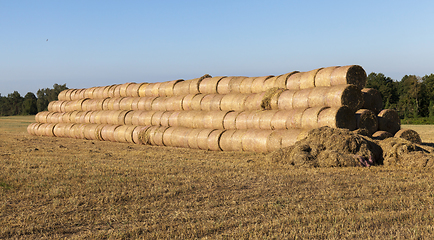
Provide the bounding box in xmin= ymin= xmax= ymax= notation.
xmin=1 ymin=1 xmax=433 ymax=96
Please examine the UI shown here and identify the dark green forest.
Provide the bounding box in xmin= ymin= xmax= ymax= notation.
xmin=0 ymin=84 xmax=68 ymax=116
xmin=1 ymin=72 xmax=434 ymax=120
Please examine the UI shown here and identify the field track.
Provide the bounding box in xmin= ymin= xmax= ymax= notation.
xmin=1 ymin=116 xmax=434 ymax=239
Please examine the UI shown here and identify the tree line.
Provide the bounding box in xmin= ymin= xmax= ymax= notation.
xmin=1 ymin=73 xmax=434 ymax=118
xmin=0 ymin=84 xmax=68 ymax=116
xmin=366 ymin=73 xmax=434 ymax=119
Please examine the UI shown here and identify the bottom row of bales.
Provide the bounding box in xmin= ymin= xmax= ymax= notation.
xmin=27 ymin=123 xmax=309 ymax=152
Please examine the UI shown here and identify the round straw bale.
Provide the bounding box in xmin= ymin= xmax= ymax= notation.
xmin=207 ymin=129 xmax=225 ymax=151
xmin=68 ymin=111 xmax=79 ymax=123
xmin=196 ymin=129 xmax=215 ymax=150
xmin=286 ymin=72 xmax=302 ymax=90
xmin=187 ymin=128 xmax=203 ymax=149
xmin=61 ymin=111 xmax=71 ymax=123
xmin=299 ymin=68 xmax=323 ymax=89
xmin=258 ymin=110 xmax=278 ymax=130
xmin=35 ymin=111 xmax=50 ymax=123
xmin=372 ymin=130 xmax=393 ymax=140
xmin=150 ymin=97 xmax=168 ymax=111
xmin=159 ymin=79 xmax=183 ymax=97
xmin=131 ymin=111 xmax=151 ymax=126
xmin=287 ymin=109 xmax=308 ymax=129
xmin=47 ymin=101 xmax=56 ymax=112
xmin=270 ymin=110 xmax=291 ymax=130
xmin=181 ymin=93 xmax=198 ymax=111
xmin=325 ymin=84 xmax=363 ymax=112
xmin=377 ymin=109 xmax=401 ymax=134
xmin=69 ymin=123 xmax=83 ymax=139
xmin=100 ymin=125 xmax=119 ymax=142
xmin=235 ymin=111 xmax=250 ymax=130
xmin=132 ymin=126 xmax=151 ymax=144
xmin=148 ymin=126 xmax=169 ymax=146
xmin=62 ymin=123 xmax=76 ymax=138
xmin=229 ymin=76 xmax=248 ymax=94
xmin=244 ymin=92 xmax=264 ymax=111
xmin=188 ymin=74 xmax=212 ymax=94
xmin=83 ymin=124 xmax=104 ymax=140
xmin=228 ymin=130 xmax=248 ymax=151
xmin=105 ymin=98 xmax=117 ymax=111
xmin=112 ymin=84 xmax=123 ymax=98
xmin=171 ymin=127 xmax=192 ymax=148
xmin=308 ymin=87 xmax=329 ymax=107
xmin=355 ymin=109 xmax=378 ymax=135
xmin=292 ymin=88 xmax=312 ymax=109
xmin=42 ymin=123 xmax=56 ymax=137
xmin=162 ymin=127 xmax=176 ymax=146
xmin=91 ymin=87 xmax=102 ymax=99
xmin=190 ymin=94 xmax=206 ymax=111
xmin=212 ymin=111 xmax=232 ymax=129
xmin=82 ymin=111 xmax=93 ymax=124
xmin=168 ymin=111 xmax=181 ymax=127
xmin=267 ymin=129 xmax=304 ymax=152
xmin=219 ymin=129 xmax=237 ymax=151
xmin=84 ymin=87 xmax=97 ymax=99
xmin=160 ymin=111 xmax=173 ymax=127
xmin=275 ymin=71 xmax=299 ymax=89
xmin=200 ymin=94 xmax=217 ymax=111
xmin=277 ymin=90 xmax=296 ymax=110
xmin=261 ymin=88 xmax=286 ymax=110
xmin=104 ymin=85 xmax=118 ymax=98
xmin=263 ymin=76 xmax=279 ymax=91
xmin=74 ymin=111 xmax=86 ymax=123
xmin=246 ymin=110 xmax=264 ymax=129
xmin=242 ymin=129 xmax=272 ymax=152
xmin=165 ymin=95 xmax=184 ymax=111
xmin=301 ymin=107 xmax=328 ymax=129
xmin=130 ymin=97 xmax=141 ymax=111
xmin=29 ymin=123 xmax=42 ymax=136
xmin=150 ymin=111 xmax=165 ymax=126
xmin=136 ymin=96 xmax=157 ymax=111
xmin=317 ymin=106 xmax=356 ymax=130
xmin=124 ymin=111 xmax=135 ymax=125
xmin=209 ymin=94 xmax=224 ymax=111
xmin=394 ymin=129 xmax=422 ymax=144
xmin=199 ymin=76 xmax=225 ymax=94
xmin=137 ymin=83 xmax=150 ymax=97
xmin=251 ymin=76 xmax=274 ymax=93
xmin=57 ymin=89 xmax=69 ymax=101
xmin=101 ymin=98 xmax=111 ymax=110
xmin=361 ymin=88 xmax=383 ymax=114
xmin=143 ymin=83 xmax=160 ymax=97
xmin=220 ymin=94 xmax=238 ymax=111
xmin=217 ymin=76 xmax=233 ymax=94
xmin=231 ymin=94 xmax=249 ymax=112
xmin=119 ymin=82 xmax=134 ymax=97
xmin=53 ymin=123 xmax=68 ymax=137
xmin=330 ymin=65 xmax=367 ymax=89
xmin=114 ymin=125 xmax=136 ymax=143
xmin=126 ymin=83 xmax=142 ymax=97
xmin=192 ymin=111 xmax=207 ymax=129
xmin=314 ymin=66 xmax=339 ymax=87
xmin=80 ymin=99 xmax=92 ymax=111
xmin=177 ymin=111 xmax=197 ymax=128
xmin=223 ymin=111 xmax=241 ymax=130
xmin=239 ymin=77 xmax=256 ymax=94
xmin=119 ymin=97 xmax=135 ymax=110
xmin=173 ymin=80 xmax=192 ymax=96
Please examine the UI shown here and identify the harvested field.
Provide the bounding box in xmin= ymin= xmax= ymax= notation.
xmin=2 ymin=116 xmax=434 ymax=239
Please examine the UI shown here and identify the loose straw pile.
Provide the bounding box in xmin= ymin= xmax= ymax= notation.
xmin=29 ymin=65 xmax=417 ymax=152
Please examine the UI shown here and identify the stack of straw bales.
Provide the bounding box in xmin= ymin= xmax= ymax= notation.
xmin=28 ymin=65 xmax=416 ymax=152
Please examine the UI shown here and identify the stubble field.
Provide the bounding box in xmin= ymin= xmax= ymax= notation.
xmin=1 ymin=116 xmax=434 ymax=239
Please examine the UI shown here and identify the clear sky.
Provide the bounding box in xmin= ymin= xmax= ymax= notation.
xmin=1 ymin=1 xmax=433 ymax=96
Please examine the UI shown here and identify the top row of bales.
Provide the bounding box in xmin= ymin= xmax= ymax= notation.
xmin=58 ymin=65 xmax=367 ymax=101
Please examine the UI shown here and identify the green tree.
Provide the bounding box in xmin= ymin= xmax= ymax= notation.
xmin=365 ymin=73 xmax=399 ymax=109
xmin=36 ymin=83 xmax=68 ymax=112
xmin=22 ymin=92 xmax=38 ymax=115
xmin=398 ymin=75 xmax=422 ymax=118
